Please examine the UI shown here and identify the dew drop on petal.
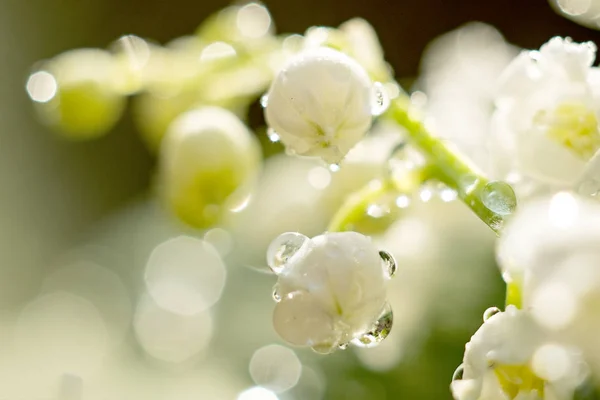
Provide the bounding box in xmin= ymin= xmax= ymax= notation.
xmin=452 ymin=364 xmax=465 ymax=381
xmin=266 ymin=232 xmax=308 ymax=274
xmin=272 ymin=285 xmax=281 ymax=303
xmin=371 ymin=82 xmax=390 ymax=116
xmin=311 ymin=344 xmax=336 ymax=354
xmin=267 ymin=128 xmax=280 ymax=143
xmin=351 ymin=303 xmax=393 ymax=348
xmin=338 ymin=343 xmax=349 ymax=350
xmin=379 ymin=250 xmax=397 ymax=279
xmin=260 ymin=94 xmax=269 ymax=108
xmin=483 ymin=306 xmax=501 ymax=322
xmin=480 ymin=181 xmax=517 ymax=216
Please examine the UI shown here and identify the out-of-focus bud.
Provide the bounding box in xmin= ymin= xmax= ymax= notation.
xmin=550 ymin=0 xmax=600 ymax=30
xmin=264 ymin=48 xmax=383 ymax=165
xmin=268 ymin=231 xmax=394 ymax=353
xmin=158 ymin=106 xmax=261 ymax=229
xmin=26 ymin=49 xmax=126 ymax=139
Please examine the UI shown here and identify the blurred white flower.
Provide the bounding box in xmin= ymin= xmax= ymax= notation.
xmin=269 ymin=231 xmax=391 ymax=353
xmin=419 ymin=22 xmax=518 ymax=169
xmin=491 ymin=37 xmax=600 ymax=200
xmin=550 ymin=0 xmax=600 ymax=30
xmin=497 ymin=192 xmax=600 ymax=374
xmin=264 ymin=47 xmax=378 ymax=164
xmin=452 ymin=306 xmax=585 ymax=400
xmin=159 ymin=106 xmax=261 ymax=228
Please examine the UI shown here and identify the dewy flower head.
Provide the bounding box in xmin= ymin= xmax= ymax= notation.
xmin=264 ymin=47 xmax=383 ymax=165
xmin=267 ymin=231 xmax=395 ymax=353
xmin=451 ymin=306 xmax=586 ymax=400
xmin=159 ymin=106 xmax=261 ymax=229
xmin=491 ymin=37 xmax=600 ymax=199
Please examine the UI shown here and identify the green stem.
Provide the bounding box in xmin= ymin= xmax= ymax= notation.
xmin=388 ymin=95 xmax=514 ymax=235
xmin=505 ymin=279 xmax=523 ymax=309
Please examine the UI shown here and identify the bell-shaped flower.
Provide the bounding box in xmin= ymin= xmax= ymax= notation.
xmin=159 ymin=106 xmax=261 ymax=228
xmin=452 ymin=306 xmax=586 ymax=400
xmin=268 ymin=231 xmax=394 ymax=353
xmin=264 ymin=47 xmax=381 ymax=164
xmin=490 ymin=37 xmax=600 ymax=200
xmin=497 ymin=192 xmax=600 ymax=374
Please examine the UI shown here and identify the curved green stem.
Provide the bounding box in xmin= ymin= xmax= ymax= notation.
xmin=388 ymin=95 xmax=515 ymax=235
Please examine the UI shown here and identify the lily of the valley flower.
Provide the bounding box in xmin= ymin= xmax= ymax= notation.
xmin=264 ymin=47 xmax=379 ymax=164
xmin=497 ymin=192 xmax=600 ymax=374
xmin=268 ymin=231 xmax=392 ymax=353
xmin=452 ymin=306 xmax=586 ymax=400
xmin=491 ymin=37 xmax=600 ymax=200
xmin=159 ymin=106 xmax=261 ymax=228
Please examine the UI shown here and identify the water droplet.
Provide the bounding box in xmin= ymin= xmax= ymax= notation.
xmin=578 ymin=179 xmax=600 ymax=197
xmin=379 ymin=251 xmax=396 ymax=279
xmin=371 ymin=82 xmax=390 ymax=116
xmin=267 ymin=128 xmax=280 ymax=143
xmin=338 ymin=343 xmax=349 ymax=350
xmin=351 ymin=303 xmax=393 ymax=348
xmin=260 ymin=94 xmax=269 ymax=108
xmin=266 ymin=232 xmax=308 ymax=274
xmin=460 ymin=175 xmax=479 ymax=195
xmin=328 ymin=164 xmax=340 ymax=172
xmin=480 ymin=181 xmax=517 ymax=216
xmin=272 ymin=285 xmax=281 ymax=302
xmin=483 ymin=306 xmax=501 ymax=322
xmin=452 ymin=364 xmax=464 ymax=381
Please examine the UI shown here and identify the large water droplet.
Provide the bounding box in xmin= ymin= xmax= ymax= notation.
xmin=371 ymin=82 xmax=390 ymax=116
xmin=480 ymin=181 xmax=517 ymax=216
xmin=379 ymin=251 xmax=397 ymax=279
xmin=267 ymin=128 xmax=280 ymax=143
xmin=272 ymin=285 xmax=282 ymax=302
xmin=452 ymin=364 xmax=464 ymax=381
xmin=260 ymin=94 xmax=269 ymax=108
xmin=351 ymin=303 xmax=393 ymax=348
xmin=483 ymin=306 xmax=501 ymax=322
xmin=266 ymin=232 xmax=308 ymax=274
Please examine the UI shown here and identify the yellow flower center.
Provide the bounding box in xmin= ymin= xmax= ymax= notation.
xmin=494 ymin=364 xmax=545 ymax=399
xmin=535 ymin=102 xmax=600 ymax=161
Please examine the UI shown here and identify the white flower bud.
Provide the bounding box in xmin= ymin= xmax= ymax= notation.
xmin=159 ymin=106 xmax=261 ymax=228
xmin=268 ymin=231 xmax=391 ymax=352
xmin=264 ymin=48 xmax=377 ymax=164
xmin=491 ymin=37 xmax=600 ymax=200
xmin=452 ymin=306 xmax=586 ymax=400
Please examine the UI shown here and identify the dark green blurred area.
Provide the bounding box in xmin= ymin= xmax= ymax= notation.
xmin=1 ymin=0 xmax=600 ymax=399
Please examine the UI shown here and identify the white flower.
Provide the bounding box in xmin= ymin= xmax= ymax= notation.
xmin=159 ymin=106 xmax=261 ymax=228
xmin=550 ymin=0 xmax=600 ymax=30
xmin=264 ymin=47 xmax=377 ymax=164
xmin=497 ymin=192 xmax=600 ymax=374
xmin=452 ymin=306 xmax=585 ymax=400
xmin=491 ymin=37 xmax=600 ymax=200
xmin=268 ymin=231 xmax=390 ymax=353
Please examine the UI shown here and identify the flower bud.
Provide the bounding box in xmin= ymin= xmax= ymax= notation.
xmin=159 ymin=106 xmax=261 ymax=228
xmin=26 ymin=49 xmax=126 ymax=139
xmin=269 ymin=231 xmax=392 ymax=353
xmin=264 ymin=48 xmax=378 ymax=164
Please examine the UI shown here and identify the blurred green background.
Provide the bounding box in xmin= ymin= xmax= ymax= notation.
xmin=2 ymin=0 xmax=600 ymax=399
